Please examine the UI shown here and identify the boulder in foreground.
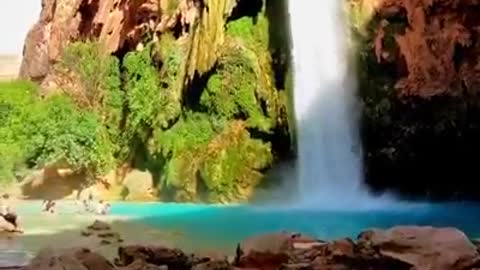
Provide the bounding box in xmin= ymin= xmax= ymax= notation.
xmin=358 ymin=226 xmax=480 ymax=270
xmin=20 ymin=226 xmax=480 ymax=270
xmin=21 ymin=247 xmax=114 ymax=270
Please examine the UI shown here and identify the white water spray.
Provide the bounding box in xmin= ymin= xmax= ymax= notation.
xmin=288 ymin=0 xmax=388 ymax=209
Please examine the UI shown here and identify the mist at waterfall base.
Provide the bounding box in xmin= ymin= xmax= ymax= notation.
xmin=287 ymin=0 xmax=399 ymax=209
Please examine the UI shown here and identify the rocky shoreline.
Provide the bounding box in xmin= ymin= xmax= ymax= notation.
xmin=5 ymin=221 xmax=480 ymax=270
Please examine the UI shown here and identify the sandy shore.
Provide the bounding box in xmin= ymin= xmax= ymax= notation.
xmin=1 ymin=200 xmax=191 ymax=263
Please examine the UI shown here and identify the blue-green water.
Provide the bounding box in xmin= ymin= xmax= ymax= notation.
xmin=109 ymin=202 xmax=480 ymax=250
xmin=9 ymin=201 xmax=480 ymax=253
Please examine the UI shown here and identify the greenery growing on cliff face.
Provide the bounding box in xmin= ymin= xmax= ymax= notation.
xmin=58 ymin=41 xmax=125 ymax=159
xmin=1 ymin=0 xmax=291 ymax=202
xmin=201 ymin=121 xmax=272 ymax=203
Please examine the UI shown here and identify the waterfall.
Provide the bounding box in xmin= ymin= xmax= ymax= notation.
xmin=288 ymin=0 xmax=383 ymax=209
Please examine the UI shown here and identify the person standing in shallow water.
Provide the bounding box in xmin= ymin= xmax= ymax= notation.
xmin=87 ymin=192 xmax=94 ymax=212
xmin=41 ymin=200 xmax=56 ymax=214
xmin=96 ymin=200 xmax=110 ymax=215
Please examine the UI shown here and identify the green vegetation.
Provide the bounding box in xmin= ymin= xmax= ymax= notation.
xmin=0 ymin=80 xmax=114 ymax=187
xmin=0 ymin=0 xmax=290 ymax=202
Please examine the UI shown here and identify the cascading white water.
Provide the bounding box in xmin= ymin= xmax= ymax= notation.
xmin=288 ymin=0 xmax=382 ymax=208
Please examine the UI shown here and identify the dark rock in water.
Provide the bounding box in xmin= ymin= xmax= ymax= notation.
xmin=98 ymin=232 xmax=119 ymax=238
xmin=80 ymin=230 xmax=92 ymax=237
xmin=357 ymin=226 xmax=480 ymax=270
xmin=87 ymin=220 xmax=111 ymax=231
xmin=21 ymin=247 xmax=113 ymax=270
xmin=117 ymin=245 xmax=192 ymax=270
xmin=100 ymin=239 xmax=112 ymax=245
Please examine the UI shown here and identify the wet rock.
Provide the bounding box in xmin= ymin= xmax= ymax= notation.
xmin=117 ymin=245 xmax=192 ymax=270
xmin=22 ymin=247 xmax=113 ymax=270
xmin=87 ymin=220 xmax=111 ymax=231
xmin=98 ymin=232 xmax=118 ymax=238
xmin=100 ymin=239 xmax=112 ymax=245
xmin=357 ymin=226 xmax=480 ymax=270
xmin=80 ymin=230 xmax=92 ymax=237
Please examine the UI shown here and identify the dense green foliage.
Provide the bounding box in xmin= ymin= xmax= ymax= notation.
xmin=0 ymin=81 xmax=114 ymax=186
xmin=0 ymin=1 xmax=289 ymax=202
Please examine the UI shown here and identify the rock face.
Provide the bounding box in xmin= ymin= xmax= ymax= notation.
xmin=354 ymin=0 xmax=480 ymax=199
xmin=122 ymin=170 xmax=156 ymax=201
xmin=20 ymin=166 xmax=85 ymax=200
xmin=19 ymin=0 xmax=198 ymax=86
xmin=18 ymin=165 xmax=157 ymax=202
xmin=20 ymin=226 xmax=480 ymax=270
xmin=374 ymin=0 xmax=480 ymax=97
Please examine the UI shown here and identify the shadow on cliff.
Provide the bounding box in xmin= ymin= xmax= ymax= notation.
xmin=354 ymin=0 xmax=480 ymax=201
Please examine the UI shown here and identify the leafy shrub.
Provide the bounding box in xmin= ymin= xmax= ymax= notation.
xmin=58 ymin=41 xmax=126 ymax=159
xmin=0 ymin=80 xmax=114 ymax=185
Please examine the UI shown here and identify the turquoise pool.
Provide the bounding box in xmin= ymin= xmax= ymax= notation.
xmin=109 ymin=201 xmax=480 ymax=250
xmin=10 ymin=200 xmax=480 ymax=253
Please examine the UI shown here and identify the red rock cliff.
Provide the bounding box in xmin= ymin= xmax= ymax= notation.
xmin=19 ymin=0 xmax=199 ymax=86
xmin=373 ymin=0 xmax=480 ymax=97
